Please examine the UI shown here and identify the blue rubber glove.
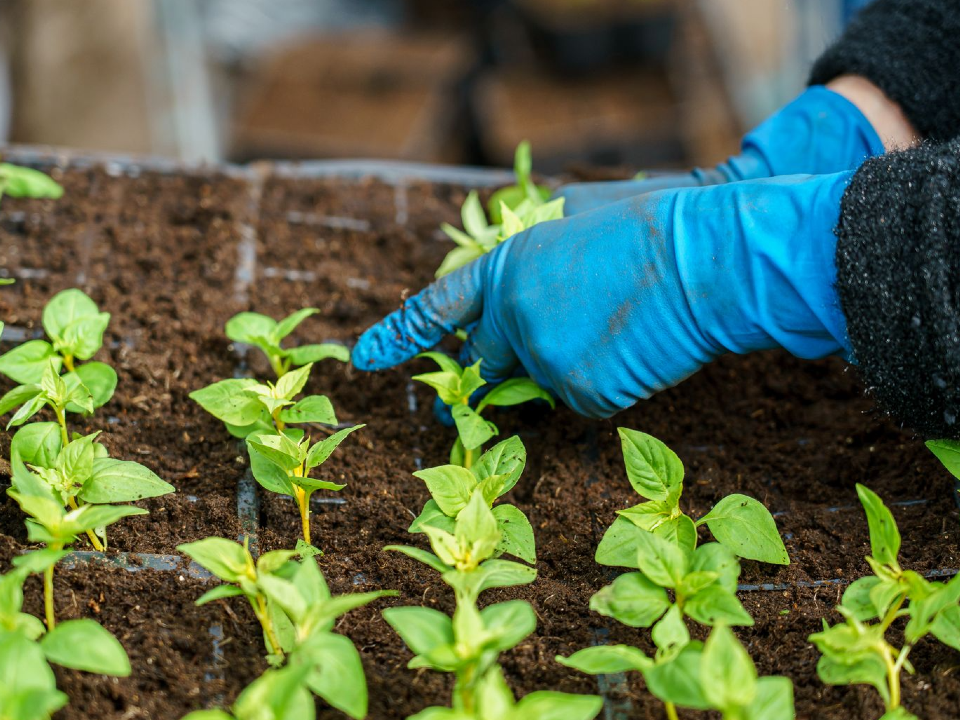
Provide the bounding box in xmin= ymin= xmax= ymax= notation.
xmin=557 ymin=86 xmax=883 ymax=216
xmin=352 ymin=172 xmax=854 ymax=418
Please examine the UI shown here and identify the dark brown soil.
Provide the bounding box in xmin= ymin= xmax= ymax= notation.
xmin=0 ymin=159 xmax=958 ymax=720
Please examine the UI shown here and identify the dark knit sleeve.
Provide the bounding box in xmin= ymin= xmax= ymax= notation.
xmin=809 ymin=0 xmax=960 ymax=144
xmin=835 ymin=139 xmax=960 ymax=439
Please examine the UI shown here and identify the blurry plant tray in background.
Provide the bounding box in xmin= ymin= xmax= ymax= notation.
xmin=0 ymin=144 xmax=958 ymax=720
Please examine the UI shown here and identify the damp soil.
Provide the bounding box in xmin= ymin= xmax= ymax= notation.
xmin=0 ymin=160 xmax=958 ymax=720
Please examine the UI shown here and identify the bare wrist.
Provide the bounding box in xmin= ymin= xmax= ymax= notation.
xmin=827 ymin=75 xmax=921 ymax=152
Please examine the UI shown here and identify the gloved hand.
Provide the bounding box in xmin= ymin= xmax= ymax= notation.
xmin=557 ymin=86 xmax=884 ymax=216
xmin=353 ymin=172 xmax=855 ymax=418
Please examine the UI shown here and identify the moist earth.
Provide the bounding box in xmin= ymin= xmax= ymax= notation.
xmin=0 ymin=161 xmax=957 ymax=720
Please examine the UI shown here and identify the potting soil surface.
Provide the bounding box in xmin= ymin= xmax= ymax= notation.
xmin=0 ymin=158 xmax=958 ymax=720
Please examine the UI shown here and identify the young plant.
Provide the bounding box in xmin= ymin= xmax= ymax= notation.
xmin=436 ymin=142 xmax=562 ymax=278
xmin=191 ymin=361 xmax=340 ymax=439
xmin=809 ymin=485 xmax=960 ymax=719
xmin=224 ymin=308 xmax=349 ymax=379
xmin=6 ymin=461 xmax=148 ymax=629
xmin=179 ymin=538 xmax=395 ymax=719
xmin=0 ymin=289 xmax=116 ymax=408
xmin=0 ymin=163 xmax=63 ymax=204
xmin=180 ymin=664 xmax=314 ymax=720
xmin=383 ymin=489 xmax=541 ymax=715
xmin=413 ymin=353 xmax=554 ymax=468
xmin=407 ymin=436 xmax=536 ymax=564
xmin=0 ymin=565 xmax=131 ymax=720
xmin=246 ymin=423 xmax=364 ymax=551
xmin=561 ymin=623 xmax=794 ymax=720
xmin=596 ymin=429 xmax=789 ymax=566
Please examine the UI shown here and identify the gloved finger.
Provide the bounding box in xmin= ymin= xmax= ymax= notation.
xmin=555 ymin=175 xmax=699 ymax=216
xmin=458 ymin=317 xmax=520 ymax=386
xmin=352 ymin=260 xmax=486 ymax=371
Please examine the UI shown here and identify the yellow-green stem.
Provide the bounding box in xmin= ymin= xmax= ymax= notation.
xmin=62 ymin=355 xmax=75 ymax=373
xmin=253 ymin=595 xmax=284 ymax=659
xmin=462 ymin=446 xmax=475 ymax=470
xmin=665 ymin=702 xmax=680 ymax=720
xmin=54 ymin=406 xmax=70 ymax=448
xmin=67 ymin=496 xmax=105 ymax=552
xmin=295 ymin=486 xmax=311 ymax=545
xmin=880 ymin=594 xmax=907 ymax=634
xmin=270 ymin=354 xmax=286 ymax=378
xmin=272 ymin=407 xmax=285 ymax=433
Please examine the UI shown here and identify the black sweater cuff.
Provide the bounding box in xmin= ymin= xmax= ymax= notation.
xmin=809 ymin=0 xmax=960 ymax=144
xmin=835 ymin=139 xmax=960 ymax=439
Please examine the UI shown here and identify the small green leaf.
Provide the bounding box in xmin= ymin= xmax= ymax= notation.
xmin=452 ymin=404 xmax=495 ymax=451
xmin=476 ymin=377 xmax=554 ymax=412
xmin=275 ymin=363 xmax=312 ymax=400
xmin=690 ymin=543 xmax=741 ymax=594
xmin=513 ymin=691 xmax=604 ymax=720
xmin=465 ymin=559 xmax=536 ymax=595
xmin=455 ymin=490 xmax=500 ymax=558
xmin=178 ymin=537 xmax=250 ymax=584
xmin=80 ymin=458 xmax=174 ymax=503
xmin=815 ymin=653 xmax=890 ymax=705
xmin=744 ymin=676 xmax=795 ymax=720
xmin=557 ymin=645 xmax=651 ymax=674
xmin=305 ymin=424 xmax=364 ymax=469
xmin=472 ymin=435 xmax=526 ymax=495
xmin=41 ymin=289 xmax=99 ymax=342
xmin=644 ymin=643 xmax=710 ymax=710
xmin=382 ymin=606 xmax=454 ymax=656
xmin=196 ymin=585 xmax=245 ymax=606
xmin=41 ymin=619 xmax=130 ymax=675
xmin=408 ymin=499 xmax=456 ymax=534
xmin=635 ymin=530 xmax=689 ymax=589
xmin=701 ymin=625 xmax=757 ymax=710
xmin=225 ymin=312 xmax=277 ymax=345
xmin=0 ymin=383 xmax=43 ymax=417
xmin=856 ymin=484 xmax=901 ymax=568
xmin=0 ymin=340 xmax=61 ymax=384
xmin=274 ymin=308 xmax=318 ymax=342
xmin=286 ymin=343 xmax=349 ymax=366
xmin=596 ymin=516 xmax=647 ymax=568
xmin=481 ymin=599 xmax=536 ymax=653
xmin=492 ymin=504 xmax=536 ymax=563
xmin=59 ymin=312 xmax=110 ymax=360
xmin=11 ymin=422 xmax=63 ymax=468
xmin=930 ymin=605 xmax=960 ymax=651
xmin=841 ymin=576 xmax=882 ymax=621
xmin=64 ymin=361 xmax=117 ymax=410
xmin=683 ymin=586 xmax=754 ymax=627
xmin=248 ymin=442 xmax=296 ymax=496
xmin=64 ymin=504 xmax=147 ymax=534
xmin=435 ymin=245 xmax=484 ymax=277
xmin=383 ymin=545 xmax=452 ymax=573
xmin=0 ymin=163 xmax=64 ymax=198
xmin=618 ymin=428 xmax=684 ymax=505
xmin=699 ymin=494 xmax=789 ymax=565
xmin=301 ymin=631 xmax=368 ymax=719
xmin=412 ymin=370 xmax=464 ymax=406
xmin=413 ymin=465 xmax=477 ymax=516
xmin=926 ymin=439 xmax=960 ymax=480
xmin=652 ymin=604 xmax=690 ymax=654
xmin=460 ymin=191 xmax=489 ymax=239
xmin=590 ymin=572 xmax=670 ymax=628
xmin=190 ymin=378 xmax=262 ymax=425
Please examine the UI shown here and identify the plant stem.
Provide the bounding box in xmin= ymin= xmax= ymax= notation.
xmin=270 ymin=354 xmax=285 ymax=379
xmin=665 ymin=702 xmax=680 ymax=720
xmin=880 ymin=594 xmax=907 ymax=634
xmin=62 ymin=355 xmax=75 ymax=373
xmin=294 ymin=486 xmax=311 ymax=545
xmin=879 ymin=642 xmax=903 ymax=710
xmin=54 ymin=406 xmax=70 ymax=447
xmin=271 ymin=407 xmax=285 ymax=433
xmin=462 ymin=446 xmax=475 ymax=470
xmin=67 ymin=496 xmax=105 ymax=552
xmin=43 ymin=560 xmax=56 ymax=630
xmin=253 ymin=595 xmax=284 ymax=659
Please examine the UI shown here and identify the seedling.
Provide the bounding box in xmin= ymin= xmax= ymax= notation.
xmin=6 ymin=460 xmax=148 ymax=629
xmin=246 ymin=423 xmax=364 ymax=550
xmin=595 ymin=429 xmax=789 ymax=566
xmin=224 ymin=308 xmax=349 ymax=379
xmin=413 ymin=352 xmax=554 ymax=467
xmin=191 ymin=361 xmax=340 ymax=440
xmin=384 ymin=489 xmax=539 ymax=714
xmin=0 ymin=289 xmax=115 ymax=411
xmin=809 ymin=485 xmax=960 ymax=718
xmin=179 ymin=538 xmax=395 ymax=719
xmin=0 ymin=162 xmax=63 ymax=204
xmin=559 ymin=624 xmax=794 ymax=720
xmin=436 ymin=142 xmax=562 ymax=278
xmin=407 ymin=436 xmax=536 ymax=564
xmin=181 ymin=664 xmax=314 ymax=720
xmin=927 ymin=438 xmax=960 ymax=487
xmin=0 ymin=566 xmax=130 ymax=720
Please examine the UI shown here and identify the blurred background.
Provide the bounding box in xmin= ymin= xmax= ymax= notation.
xmin=0 ymin=0 xmax=868 ymax=173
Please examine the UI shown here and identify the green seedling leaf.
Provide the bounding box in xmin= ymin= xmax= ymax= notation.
xmin=814 ymin=653 xmax=890 ymax=706
xmin=285 ymin=343 xmax=350 ymax=366
xmin=652 ymin=604 xmax=690 ymax=654
xmin=65 ymin=504 xmax=147 ymax=535
xmin=80 ymin=458 xmax=174 ymax=503
xmin=856 ymin=484 xmax=901 ymax=569
xmin=0 ymin=632 xmax=69 ymax=718
xmin=225 ymin=312 xmax=277 ymax=345
xmin=689 ymin=542 xmax=741 ymax=594
xmin=178 ymin=537 xmax=252 ymax=584
xmin=412 ymin=370 xmax=464 ymax=406
xmin=513 ymin=691 xmax=603 ymax=720
xmin=461 ymin=558 xmax=536 ymax=596
xmin=745 ymin=676 xmax=795 ymax=720
xmin=480 ymin=600 xmax=537 ymax=654
xmin=454 ymin=490 xmax=500 ymax=560
xmin=644 ymin=643 xmax=711 ymax=710
xmin=274 ymin=308 xmax=318 ymax=341
xmin=414 ymin=465 xmax=477 ymax=516
xmin=557 ymin=644 xmax=651 ymax=674
xmin=926 ymin=439 xmax=960 ymax=480
xmin=701 ymin=625 xmax=757 ymax=710
xmin=305 ymin=424 xmax=364 ymax=469
xmin=698 ymin=494 xmax=789 ymax=565
xmin=41 ymin=619 xmax=130 ymax=675
xmin=299 ymin=631 xmax=368 ymax=719
xmin=0 ymin=384 xmax=43 ymax=418
xmin=472 ymin=435 xmax=526 ymax=495
xmin=190 ymin=378 xmax=262 ymax=425
xmin=618 ymin=428 xmax=684 ymax=505
xmin=11 ymin=548 xmax=69 ymax=576
xmin=635 ymin=528 xmax=689 ymax=588
xmin=11 ymin=422 xmax=62 ymax=468
xmin=492 ymin=504 xmax=535 ymax=563
xmin=408 ymin=499 xmax=456 ymax=535
xmin=476 ymin=378 xmax=555 ymax=412
xmin=0 ymin=163 xmax=64 ymax=198
xmin=930 ymin=605 xmax=960 ymax=651
xmin=278 ymin=395 xmax=337 ymax=425
xmin=64 ymin=361 xmax=117 ymax=411
xmin=383 ymin=606 xmax=454 ymax=657
xmin=452 ymin=404 xmax=495 ymax=450
xmin=384 ymin=545 xmax=452 ymax=574
xmin=590 ymin=572 xmax=670 ymax=628
xmin=842 ymin=576 xmax=882 ymax=621
xmin=461 ymin=191 xmax=489 ymax=239
xmin=248 ymin=443 xmax=296 ymax=495
xmin=275 ymin=363 xmax=312 ymax=400
xmin=684 ymin=585 xmax=754 ymax=627
xmin=41 ymin=289 xmax=103 ymax=347
xmin=196 ymin=585 xmax=246 ymax=606
xmin=0 ymin=340 xmax=61 ymax=384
